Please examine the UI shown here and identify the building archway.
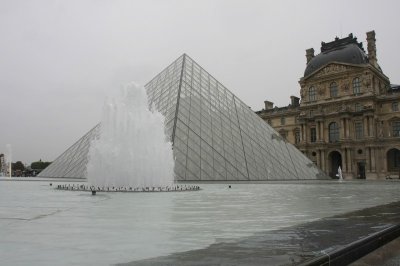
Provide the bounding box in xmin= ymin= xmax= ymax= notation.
xmin=387 ymin=148 xmax=400 ymax=173
xmin=356 ymin=161 xmax=366 ymax=179
xmin=328 ymin=151 xmax=342 ymax=178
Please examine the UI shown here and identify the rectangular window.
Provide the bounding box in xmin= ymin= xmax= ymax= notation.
xmin=393 ymin=121 xmax=400 ymax=137
xmin=392 ymin=102 xmax=399 ymax=112
xmin=295 ymin=131 xmax=300 ymax=144
xmin=310 ymin=128 xmax=317 ymax=143
xmin=329 ymin=122 xmax=340 ymax=143
xmin=355 ymin=103 xmax=362 ymax=112
xmin=355 ymin=121 xmax=363 ymax=139
xmin=353 ymin=77 xmax=361 ymax=94
xmin=330 ymin=82 xmax=338 ymax=98
xmin=309 ymin=87 xmax=316 ymax=102
xmin=279 ymin=131 xmax=287 ymax=140
xmin=281 ymin=117 xmax=285 ymax=125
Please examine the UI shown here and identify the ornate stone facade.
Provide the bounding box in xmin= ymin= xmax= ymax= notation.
xmin=257 ymin=31 xmax=400 ymax=179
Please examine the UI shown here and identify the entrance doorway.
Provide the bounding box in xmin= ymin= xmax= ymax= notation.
xmin=357 ymin=161 xmax=366 ymax=179
xmin=328 ymin=151 xmax=342 ymax=178
xmin=387 ymin=148 xmax=400 ymax=172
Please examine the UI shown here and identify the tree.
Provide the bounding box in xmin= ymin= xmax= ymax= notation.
xmin=13 ymin=161 xmax=25 ymax=171
xmin=31 ymin=160 xmax=52 ymax=170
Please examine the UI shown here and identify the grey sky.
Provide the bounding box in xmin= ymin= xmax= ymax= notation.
xmin=1 ymin=0 xmax=399 ymax=164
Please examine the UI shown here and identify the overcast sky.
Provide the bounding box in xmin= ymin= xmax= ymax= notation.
xmin=1 ymin=0 xmax=399 ymax=164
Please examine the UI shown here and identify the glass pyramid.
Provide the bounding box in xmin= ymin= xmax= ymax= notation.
xmin=39 ymin=54 xmax=327 ymax=180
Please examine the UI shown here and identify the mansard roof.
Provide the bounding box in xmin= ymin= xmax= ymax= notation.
xmin=304 ymin=34 xmax=369 ymax=77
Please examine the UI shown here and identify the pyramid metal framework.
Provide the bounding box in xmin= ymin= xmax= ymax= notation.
xmin=39 ymin=54 xmax=327 ymax=180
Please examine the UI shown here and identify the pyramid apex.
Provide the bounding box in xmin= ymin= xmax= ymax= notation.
xmin=182 ymin=53 xmax=189 ymax=60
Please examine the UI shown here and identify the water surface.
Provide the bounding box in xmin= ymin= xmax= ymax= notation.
xmin=1 ymin=180 xmax=400 ymax=265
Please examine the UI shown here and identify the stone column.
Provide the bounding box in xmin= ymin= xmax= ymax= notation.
xmin=369 ymin=116 xmax=374 ymax=137
xmin=340 ymin=118 xmax=345 ymax=140
xmin=342 ymin=119 xmax=346 ymax=139
xmin=300 ymin=124 xmax=304 ymax=142
xmin=366 ymin=148 xmax=371 ymax=173
xmin=382 ymin=148 xmax=387 ymax=174
xmin=376 ymin=147 xmax=382 ymax=173
xmin=320 ymin=121 xmax=324 ymax=142
xmin=303 ymin=123 xmax=307 ymax=144
xmin=321 ymin=150 xmax=326 ymax=173
xmin=363 ymin=117 xmax=369 ymax=138
xmin=371 ymin=147 xmax=376 ymax=172
xmin=316 ymin=121 xmax=320 ymax=141
xmin=342 ymin=148 xmax=348 ymax=172
xmin=346 ymin=118 xmax=351 ymax=139
xmin=347 ymin=148 xmax=352 ymax=173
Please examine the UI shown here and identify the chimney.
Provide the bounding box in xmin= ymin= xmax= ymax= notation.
xmin=264 ymin=100 xmax=274 ymax=110
xmin=366 ymin=30 xmax=378 ymax=67
xmin=306 ymin=48 xmax=315 ymax=64
xmin=290 ymin=96 xmax=300 ymax=107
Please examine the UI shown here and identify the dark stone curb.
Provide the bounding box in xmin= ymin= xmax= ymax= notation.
xmin=299 ymin=224 xmax=400 ymax=266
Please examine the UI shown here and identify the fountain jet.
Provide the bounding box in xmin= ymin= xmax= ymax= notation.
xmin=86 ymin=83 xmax=175 ymax=188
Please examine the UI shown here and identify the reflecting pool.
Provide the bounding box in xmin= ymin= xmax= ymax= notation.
xmin=1 ymin=179 xmax=400 ymax=265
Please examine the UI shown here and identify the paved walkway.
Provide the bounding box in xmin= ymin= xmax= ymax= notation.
xmin=120 ymin=201 xmax=400 ymax=266
xmin=351 ymin=236 xmax=400 ymax=266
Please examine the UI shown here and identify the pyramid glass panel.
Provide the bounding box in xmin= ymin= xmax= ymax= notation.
xmin=39 ymin=54 xmax=327 ymax=180
xmin=39 ymin=125 xmax=99 ymax=178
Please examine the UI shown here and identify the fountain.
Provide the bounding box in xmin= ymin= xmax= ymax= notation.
xmin=57 ymin=83 xmax=199 ymax=193
xmin=337 ymin=166 xmax=343 ymax=181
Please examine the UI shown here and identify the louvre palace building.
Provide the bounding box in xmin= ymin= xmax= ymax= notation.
xmin=257 ymin=31 xmax=400 ymax=179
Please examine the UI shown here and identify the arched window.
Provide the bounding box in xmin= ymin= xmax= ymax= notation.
xmin=330 ymin=82 xmax=338 ymax=97
xmin=329 ymin=122 xmax=340 ymax=143
xmin=309 ymin=86 xmax=316 ymax=101
xmin=353 ymin=77 xmax=361 ymax=94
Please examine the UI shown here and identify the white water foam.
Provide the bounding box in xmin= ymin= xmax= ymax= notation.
xmin=86 ymin=83 xmax=174 ymax=188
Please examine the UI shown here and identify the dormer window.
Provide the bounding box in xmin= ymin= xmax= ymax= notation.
xmin=353 ymin=77 xmax=361 ymax=94
xmin=330 ymin=82 xmax=338 ymax=97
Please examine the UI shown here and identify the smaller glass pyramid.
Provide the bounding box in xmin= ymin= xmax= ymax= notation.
xmin=39 ymin=54 xmax=327 ymax=180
